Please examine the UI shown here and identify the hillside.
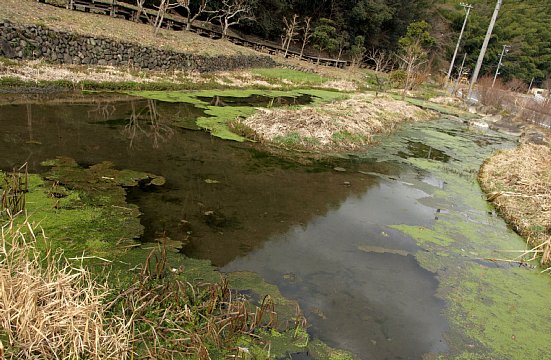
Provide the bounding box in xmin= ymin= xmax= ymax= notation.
xmin=0 ymin=0 xmax=258 ymax=57
xmin=439 ymin=0 xmax=551 ymax=84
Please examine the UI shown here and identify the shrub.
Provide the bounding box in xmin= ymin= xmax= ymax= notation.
xmin=389 ymin=69 xmax=407 ymax=88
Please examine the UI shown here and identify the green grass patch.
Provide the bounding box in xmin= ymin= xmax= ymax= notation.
xmin=274 ymin=132 xmax=302 ymax=146
xmin=253 ymin=68 xmax=329 ymax=85
xmin=332 ymin=131 xmax=367 ymax=144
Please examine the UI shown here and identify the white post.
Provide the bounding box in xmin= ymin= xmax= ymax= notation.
xmin=468 ymin=0 xmax=503 ymax=100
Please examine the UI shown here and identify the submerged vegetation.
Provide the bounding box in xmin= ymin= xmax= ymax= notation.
xmin=0 ymin=162 xmax=357 ymax=359
xmin=479 ymin=144 xmax=551 ymax=266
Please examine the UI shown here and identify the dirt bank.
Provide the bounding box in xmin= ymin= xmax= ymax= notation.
xmin=479 ymin=144 xmax=551 ymax=265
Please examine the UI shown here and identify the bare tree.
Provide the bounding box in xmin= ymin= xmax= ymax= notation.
xmin=543 ymin=76 xmax=551 ymax=99
xmin=282 ymin=14 xmax=300 ymax=58
xmin=133 ymin=0 xmax=150 ymax=23
xmin=366 ymin=48 xmax=394 ymax=73
xmin=152 ymin=0 xmax=180 ymax=35
xmin=299 ymin=16 xmax=312 ymax=60
xmin=334 ymin=31 xmax=349 ymax=66
xmin=211 ymin=0 xmax=255 ymax=39
xmin=397 ymin=41 xmax=428 ymax=100
xmin=177 ymin=0 xmax=210 ymax=31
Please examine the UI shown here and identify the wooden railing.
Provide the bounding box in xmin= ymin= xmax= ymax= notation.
xmin=36 ymin=0 xmax=352 ymax=68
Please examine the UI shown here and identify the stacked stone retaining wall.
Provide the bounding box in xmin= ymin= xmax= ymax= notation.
xmin=0 ymin=21 xmax=276 ymax=72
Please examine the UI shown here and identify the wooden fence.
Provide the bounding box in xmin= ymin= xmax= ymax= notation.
xmin=36 ymin=0 xmax=353 ymax=68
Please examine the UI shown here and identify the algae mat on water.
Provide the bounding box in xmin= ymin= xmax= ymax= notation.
xmin=125 ymin=89 xmax=347 ymax=141
xmin=0 ymin=158 xmax=165 ymax=257
xmin=374 ymin=120 xmax=551 ymax=359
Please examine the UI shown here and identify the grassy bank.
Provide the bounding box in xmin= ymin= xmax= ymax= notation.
xmin=0 ymin=219 xmax=311 ymax=359
xmin=233 ymin=93 xmax=436 ymax=152
xmin=479 ymin=144 xmax=551 ymax=266
xmin=0 ymin=0 xmax=254 ymax=57
xmin=0 ymin=57 xmax=359 ymax=92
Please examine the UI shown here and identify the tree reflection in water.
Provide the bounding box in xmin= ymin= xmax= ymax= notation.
xmin=123 ymin=100 xmax=175 ymax=149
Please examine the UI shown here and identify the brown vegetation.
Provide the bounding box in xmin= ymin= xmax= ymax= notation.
xmin=238 ymin=93 xmax=434 ymax=151
xmin=479 ymin=144 xmax=551 ymax=265
xmin=0 ymin=217 xmax=298 ymax=358
xmin=476 ymin=76 xmax=551 ymax=130
xmin=0 ymin=220 xmax=131 ymax=359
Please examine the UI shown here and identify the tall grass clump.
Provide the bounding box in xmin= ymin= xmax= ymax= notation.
xmin=0 ymin=219 xmax=132 ymax=359
xmin=0 ymin=217 xmax=296 ymax=358
xmin=479 ymin=144 xmax=551 ymax=267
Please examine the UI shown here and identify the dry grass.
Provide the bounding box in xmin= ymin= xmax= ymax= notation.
xmin=213 ymin=71 xmax=281 ymax=88
xmin=0 ymin=58 xmax=206 ymax=85
xmin=0 ymin=219 xmax=131 ymax=359
xmin=0 ymin=217 xmax=298 ymax=358
xmin=0 ymin=0 xmax=256 ymax=57
xmin=479 ymin=144 xmax=551 ymax=265
xmin=241 ymin=93 xmax=434 ymax=151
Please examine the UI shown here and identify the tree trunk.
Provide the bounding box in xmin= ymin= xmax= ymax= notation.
xmin=186 ymin=14 xmax=192 ymax=30
xmin=222 ymin=19 xmax=229 ymax=39
xmin=300 ymin=42 xmax=307 ymax=60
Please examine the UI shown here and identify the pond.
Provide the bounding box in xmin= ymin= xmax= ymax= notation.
xmin=1 ymin=93 xmax=550 ymax=360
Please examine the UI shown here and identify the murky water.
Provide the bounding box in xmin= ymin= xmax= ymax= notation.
xmin=1 ymin=94 xmax=549 ymax=360
xmin=224 ymin=179 xmax=450 ymax=359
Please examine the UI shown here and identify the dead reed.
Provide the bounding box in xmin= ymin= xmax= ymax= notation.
xmin=0 ymin=217 xmax=295 ymax=358
xmin=241 ymin=93 xmax=433 ymax=151
xmin=0 ymin=164 xmax=28 ymax=219
xmin=479 ymin=144 xmax=551 ymax=266
xmin=0 ymin=218 xmax=132 ymax=359
xmin=106 ymin=241 xmax=283 ymax=359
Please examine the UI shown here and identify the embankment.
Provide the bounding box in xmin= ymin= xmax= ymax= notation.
xmin=0 ymin=21 xmax=275 ymax=72
xmin=479 ymin=144 xmax=551 ymax=265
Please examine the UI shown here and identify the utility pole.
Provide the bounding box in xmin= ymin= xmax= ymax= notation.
xmin=492 ymin=44 xmax=510 ymax=87
xmin=468 ymin=0 xmax=503 ymax=100
xmin=454 ymin=53 xmax=468 ymax=95
xmin=446 ymin=3 xmax=473 ymax=85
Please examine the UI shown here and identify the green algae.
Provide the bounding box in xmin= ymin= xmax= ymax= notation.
xmin=198 ymin=105 xmax=256 ymax=141
xmin=443 ymin=265 xmax=551 ymax=360
xmin=227 ymin=271 xmax=299 ymax=324
xmin=390 ymin=224 xmax=454 ymax=247
xmin=380 ymin=119 xmax=551 ymax=359
xmin=125 ymin=89 xmax=347 ymax=141
xmin=237 ymin=328 xmax=309 ymax=358
xmin=308 ymin=340 xmax=360 ymax=360
xmin=6 ymin=158 xmax=166 ymax=257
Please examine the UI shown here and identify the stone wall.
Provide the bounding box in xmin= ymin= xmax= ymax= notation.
xmin=0 ymin=21 xmax=276 ymax=72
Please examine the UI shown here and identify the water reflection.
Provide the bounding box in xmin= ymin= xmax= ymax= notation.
xmin=122 ymin=100 xmax=175 ymax=149
xmin=224 ymin=181 xmax=449 ymax=359
xmin=0 ymin=96 xmax=374 ymax=266
xmin=1 ymin=95 xmax=450 ymax=360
